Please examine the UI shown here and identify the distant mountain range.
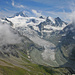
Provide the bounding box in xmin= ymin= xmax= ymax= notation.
xmin=1 ymin=11 xmax=67 ymax=37
xmin=0 ymin=11 xmax=75 ymax=74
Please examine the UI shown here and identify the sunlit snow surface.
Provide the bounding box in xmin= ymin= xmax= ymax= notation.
xmin=7 ymin=15 xmax=45 ymax=28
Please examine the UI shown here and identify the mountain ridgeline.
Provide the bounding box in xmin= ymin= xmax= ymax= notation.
xmin=0 ymin=11 xmax=75 ymax=74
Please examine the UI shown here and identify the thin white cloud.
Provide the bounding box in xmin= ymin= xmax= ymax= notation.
xmin=32 ymin=9 xmax=42 ymax=17
xmin=0 ymin=22 xmax=22 ymax=46
xmin=15 ymin=5 xmax=25 ymax=8
xmin=31 ymin=0 xmax=52 ymax=5
xmin=6 ymin=1 xmax=9 ymax=4
xmin=11 ymin=0 xmax=14 ymax=6
xmin=0 ymin=10 xmax=16 ymax=18
xmin=11 ymin=0 xmax=26 ymax=9
xmin=68 ymin=1 xmax=75 ymax=11
xmin=45 ymin=11 xmax=71 ymax=22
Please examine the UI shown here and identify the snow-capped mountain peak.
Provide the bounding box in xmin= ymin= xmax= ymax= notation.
xmin=12 ymin=11 xmax=28 ymax=18
xmin=54 ymin=17 xmax=67 ymax=27
xmin=55 ymin=17 xmax=61 ymax=21
xmin=48 ymin=16 xmax=55 ymax=24
xmin=39 ymin=16 xmax=45 ymax=19
xmin=0 ymin=11 xmax=68 ymax=38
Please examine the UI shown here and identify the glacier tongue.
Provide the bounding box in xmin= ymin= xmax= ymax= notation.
xmin=19 ymin=27 xmax=56 ymax=61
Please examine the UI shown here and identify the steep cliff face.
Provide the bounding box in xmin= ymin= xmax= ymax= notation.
xmin=60 ymin=23 xmax=75 ymax=59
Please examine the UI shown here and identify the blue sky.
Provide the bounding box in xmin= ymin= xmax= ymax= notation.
xmin=0 ymin=0 xmax=75 ymax=21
